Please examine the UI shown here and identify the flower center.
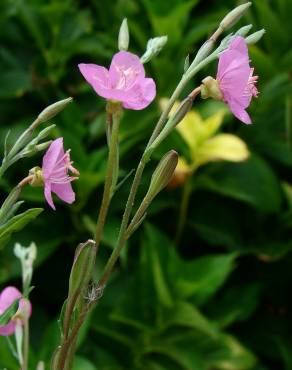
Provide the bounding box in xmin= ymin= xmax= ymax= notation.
xmin=49 ymin=151 xmax=79 ymax=185
xmin=247 ymin=68 xmax=259 ymax=98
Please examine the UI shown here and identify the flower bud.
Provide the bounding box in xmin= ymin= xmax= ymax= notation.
xmin=140 ymin=36 xmax=168 ymax=64
xmin=38 ymin=97 xmax=73 ymax=123
xmin=69 ymin=240 xmax=97 ymax=300
xmin=192 ymin=40 xmax=215 ymax=66
xmin=184 ymin=54 xmax=190 ymax=73
xmin=168 ymin=158 xmax=191 ymax=188
xmin=245 ymin=29 xmax=266 ymax=45
xmin=14 ymin=242 xmax=37 ymax=294
xmin=201 ymin=76 xmax=223 ymax=101
xmin=35 ymin=124 xmax=56 ymax=141
xmin=62 ymin=240 xmax=97 ymax=336
xmin=118 ymin=18 xmax=130 ymax=51
xmin=147 ymin=150 xmax=178 ymax=199
xmin=170 ymin=96 xmax=194 ymax=128
xmin=22 ymin=140 xmax=52 ymax=158
xmin=127 ymin=151 xmax=178 ymax=236
xmin=220 ymin=2 xmax=251 ymax=30
xmin=28 ymin=166 xmax=44 ymax=187
xmin=235 ymin=24 xmax=253 ymax=37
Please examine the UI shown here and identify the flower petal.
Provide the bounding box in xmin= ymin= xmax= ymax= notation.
xmin=228 ymin=36 xmax=249 ymax=59
xmin=109 ymin=51 xmax=145 ymax=91
xmin=51 ymin=182 xmax=75 ymax=205
xmin=217 ymin=51 xmax=250 ymax=96
xmin=42 ymin=138 xmax=64 ymax=179
xmin=0 ymin=287 xmax=23 ymax=337
xmin=122 ymin=78 xmax=156 ymax=110
xmin=44 ymin=183 xmax=56 ymax=210
xmin=227 ymin=98 xmax=252 ymax=124
xmin=78 ymin=63 xmax=115 ymax=100
xmin=0 ymin=287 xmax=22 ymax=314
xmin=0 ymin=321 xmax=16 ymax=336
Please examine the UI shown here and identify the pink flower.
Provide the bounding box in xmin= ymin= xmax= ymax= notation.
xmin=217 ymin=36 xmax=259 ymax=124
xmin=78 ymin=51 xmax=156 ymax=110
xmin=0 ymin=287 xmax=31 ymax=336
xmin=42 ymin=138 xmax=79 ymax=210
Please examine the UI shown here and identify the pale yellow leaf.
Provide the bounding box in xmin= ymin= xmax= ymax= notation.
xmin=196 ymin=134 xmax=249 ymax=166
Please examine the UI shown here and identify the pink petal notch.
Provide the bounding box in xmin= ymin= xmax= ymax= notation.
xmin=41 ymin=138 xmax=79 ymax=210
xmin=78 ymin=51 xmax=156 ymax=110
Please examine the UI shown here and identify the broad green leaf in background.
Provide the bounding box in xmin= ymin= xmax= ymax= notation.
xmin=197 ymin=154 xmax=282 ymax=213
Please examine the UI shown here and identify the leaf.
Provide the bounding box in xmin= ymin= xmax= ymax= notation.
xmin=208 ymin=334 xmax=257 ymax=370
xmin=0 ymin=208 xmax=43 ymax=248
xmin=170 ymin=253 xmax=236 ymax=306
xmin=163 ymin=301 xmax=218 ymax=338
xmin=142 ymin=223 xmax=174 ymax=307
xmin=73 ymin=356 xmax=97 ymax=370
xmin=0 ymin=69 xmax=31 ymax=99
xmin=207 ymin=283 xmax=261 ymax=328
xmin=142 ymin=0 xmax=199 ymax=45
xmin=197 ymin=154 xmax=282 ymax=213
xmin=196 ymin=134 xmax=249 ymax=166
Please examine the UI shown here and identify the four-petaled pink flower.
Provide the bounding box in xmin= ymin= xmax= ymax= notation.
xmin=42 ymin=138 xmax=79 ymax=210
xmin=217 ymin=36 xmax=259 ymax=124
xmin=78 ymin=51 xmax=156 ymax=110
xmin=0 ymin=286 xmax=31 ymax=336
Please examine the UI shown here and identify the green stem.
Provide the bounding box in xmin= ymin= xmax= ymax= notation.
xmin=96 ymin=56 xmax=215 ymax=289
xmin=22 ymin=318 xmax=29 ymax=370
xmin=175 ymin=177 xmax=193 ymax=246
xmin=55 ymin=109 xmax=120 ymax=370
xmin=97 ymin=159 xmax=146 ymax=288
xmin=95 ymin=111 xmax=120 ymax=246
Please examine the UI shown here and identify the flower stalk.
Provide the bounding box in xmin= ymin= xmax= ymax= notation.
xmin=95 ymin=103 xmax=121 ymax=246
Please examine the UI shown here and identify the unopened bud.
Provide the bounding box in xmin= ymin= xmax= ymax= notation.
xmin=38 ymin=97 xmax=73 ymax=123
xmin=35 ymin=141 xmax=52 ymax=152
xmin=140 ymin=36 xmax=168 ymax=64
xmin=235 ymin=24 xmax=253 ymax=37
xmin=220 ymin=2 xmax=251 ymax=30
xmin=118 ymin=18 xmax=129 ymax=51
xmin=69 ymin=240 xmax=97 ymax=299
xmin=28 ymin=166 xmax=44 ymax=187
xmin=245 ymin=29 xmax=265 ymax=45
xmin=23 ymin=140 xmax=52 ymax=158
xmin=184 ymin=55 xmax=190 ymax=73
xmin=147 ymin=150 xmax=178 ymax=199
xmin=201 ymin=76 xmax=223 ymax=101
xmin=14 ymin=242 xmax=37 ymax=293
xmin=36 ymin=124 xmax=56 ymax=141
xmin=192 ymin=40 xmax=215 ymax=66
xmin=171 ymin=96 xmax=194 ymax=127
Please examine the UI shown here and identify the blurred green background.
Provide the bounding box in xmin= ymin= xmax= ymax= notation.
xmin=0 ymin=0 xmax=292 ymax=369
